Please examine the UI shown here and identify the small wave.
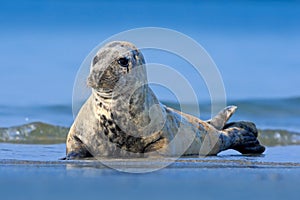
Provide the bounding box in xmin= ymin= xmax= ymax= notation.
xmin=259 ymin=129 xmax=300 ymax=146
xmin=1 ymin=122 xmax=300 ymax=147
xmin=0 ymin=122 xmax=69 ymax=144
xmin=258 ymin=129 xmax=300 ymax=147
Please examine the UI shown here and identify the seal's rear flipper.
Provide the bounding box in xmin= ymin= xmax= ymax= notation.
xmin=224 ymin=121 xmax=265 ymax=155
xmin=207 ymin=105 xmax=237 ymax=130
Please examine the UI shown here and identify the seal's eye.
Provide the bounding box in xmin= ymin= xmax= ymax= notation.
xmin=118 ymin=57 xmax=129 ymax=67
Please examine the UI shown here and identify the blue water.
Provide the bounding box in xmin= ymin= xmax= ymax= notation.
xmin=0 ymin=0 xmax=299 ymax=106
xmin=1 ymin=161 xmax=300 ymax=200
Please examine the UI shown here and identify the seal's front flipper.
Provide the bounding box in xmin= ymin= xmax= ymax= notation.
xmin=65 ymin=135 xmax=93 ymax=160
xmin=207 ymin=106 xmax=237 ymax=130
xmin=223 ymin=121 xmax=265 ymax=154
xmin=65 ymin=151 xmax=93 ymax=160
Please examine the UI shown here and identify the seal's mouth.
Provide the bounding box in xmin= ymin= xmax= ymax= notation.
xmin=87 ymin=65 xmax=123 ymax=95
xmin=87 ymin=71 xmax=101 ymax=89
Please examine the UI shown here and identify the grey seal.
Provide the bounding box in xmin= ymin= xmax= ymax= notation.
xmin=65 ymin=41 xmax=265 ymax=159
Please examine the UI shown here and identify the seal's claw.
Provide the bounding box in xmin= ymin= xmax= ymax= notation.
xmin=224 ymin=121 xmax=265 ymax=154
xmin=234 ymin=144 xmax=266 ymax=155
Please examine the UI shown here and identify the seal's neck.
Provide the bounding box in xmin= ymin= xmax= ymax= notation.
xmin=92 ymin=84 xmax=164 ymax=135
xmin=93 ymin=90 xmax=113 ymax=110
xmin=92 ymin=85 xmax=153 ymax=117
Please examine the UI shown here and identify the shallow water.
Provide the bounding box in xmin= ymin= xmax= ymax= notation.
xmin=1 ymin=164 xmax=299 ymax=200
xmin=1 ymin=143 xmax=300 ymax=200
xmin=1 ymin=143 xmax=300 ymax=165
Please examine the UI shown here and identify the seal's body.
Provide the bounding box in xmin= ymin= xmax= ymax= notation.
xmin=66 ymin=41 xmax=265 ymax=159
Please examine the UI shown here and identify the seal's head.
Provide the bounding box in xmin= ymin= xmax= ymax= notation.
xmin=87 ymin=41 xmax=146 ymax=94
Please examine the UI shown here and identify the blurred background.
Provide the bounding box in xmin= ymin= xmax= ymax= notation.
xmin=0 ymin=0 xmax=299 ymax=127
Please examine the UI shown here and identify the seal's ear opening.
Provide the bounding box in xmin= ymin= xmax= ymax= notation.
xmin=92 ymin=55 xmax=99 ymax=66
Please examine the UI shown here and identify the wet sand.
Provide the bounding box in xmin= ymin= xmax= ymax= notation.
xmin=0 ymin=144 xmax=300 ymax=200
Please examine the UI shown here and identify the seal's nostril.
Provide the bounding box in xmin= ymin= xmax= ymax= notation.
xmin=87 ymin=75 xmax=93 ymax=87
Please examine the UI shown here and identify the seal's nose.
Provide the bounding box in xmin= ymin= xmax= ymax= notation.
xmin=87 ymin=72 xmax=99 ymax=88
xmin=87 ymin=74 xmax=95 ymax=88
xmin=88 ymin=69 xmax=107 ymax=89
